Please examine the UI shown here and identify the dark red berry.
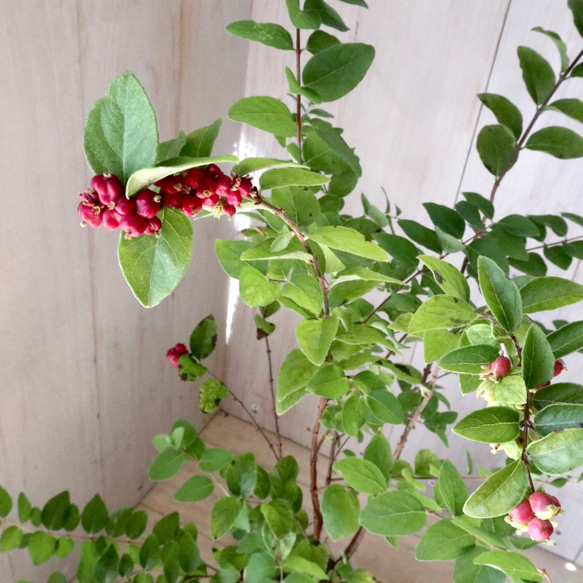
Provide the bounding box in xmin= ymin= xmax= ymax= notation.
xmin=102 ymin=208 xmax=121 ymax=231
xmin=201 ymin=175 xmax=218 ymax=195
xmin=491 ymin=356 xmax=511 ymax=379
xmin=205 ymin=164 xmax=222 ymax=177
xmin=185 ymin=168 xmax=205 ymax=189
xmin=226 ymin=190 xmax=242 ymax=206
xmin=135 ymin=190 xmax=161 ymax=219
xmin=155 ymin=174 xmax=185 ymax=194
xmin=91 ymin=173 xmax=123 ymax=206
xmin=237 ymin=177 xmax=253 ymax=197
xmin=79 ymin=190 xmax=98 ymax=204
xmin=182 ymin=194 xmax=203 ymax=216
xmin=216 ymin=175 xmax=233 ymax=197
xmin=166 ymin=343 xmax=189 ymax=368
xmin=119 ymin=214 xmax=149 ymax=238
xmin=145 ymin=216 xmax=162 ymax=235
xmin=78 ymin=202 xmax=102 ymax=228
xmin=222 ymin=203 xmax=236 ymax=217
xmin=554 ymin=360 xmax=565 ymax=377
xmin=115 ymin=197 xmax=137 ymax=216
xmin=528 ymin=518 xmax=554 ymax=542
xmin=509 ymin=499 xmax=534 ymax=525
xmin=163 ymin=191 xmax=184 ymax=209
xmin=203 ymin=194 xmax=220 ymax=208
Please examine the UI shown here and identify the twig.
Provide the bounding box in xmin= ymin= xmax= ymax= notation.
xmin=538 ymin=567 xmax=553 ymax=583
xmin=527 ymin=233 xmax=583 ymax=252
xmin=326 ymin=430 xmax=339 ymax=486
xmin=310 ymin=397 xmax=328 ymax=541
xmin=295 ymin=27 xmax=303 ymax=163
xmin=264 ymin=334 xmax=283 ymax=459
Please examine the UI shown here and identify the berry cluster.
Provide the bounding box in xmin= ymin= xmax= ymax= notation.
xmin=507 ymin=491 xmax=562 ymax=542
xmin=77 ymin=165 xmax=256 ymax=238
xmin=78 ymin=174 xmax=163 ymax=238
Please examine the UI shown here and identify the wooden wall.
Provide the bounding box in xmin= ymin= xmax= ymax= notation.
xmin=221 ymin=0 xmax=583 ymax=566
xmin=0 ymin=1 xmax=252 ymax=579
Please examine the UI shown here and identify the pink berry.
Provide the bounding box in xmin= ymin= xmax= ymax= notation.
xmin=554 ymin=360 xmax=565 ymax=377
xmin=78 ymin=202 xmax=102 ymax=228
xmin=203 ymin=194 xmax=220 ymax=209
xmin=135 ymin=190 xmax=162 ymax=219
xmin=222 ymin=203 xmax=236 ymax=217
xmin=145 ymin=216 xmax=162 ymax=235
xmin=226 ymin=190 xmax=242 ymax=206
xmin=509 ymin=499 xmax=535 ymax=525
xmin=236 ymin=177 xmax=253 ymax=198
xmin=115 ymin=197 xmax=137 ymax=216
xmin=529 ymin=491 xmax=561 ymax=520
xmin=491 ymin=356 xmax=511 ymax=379
xmin=166 ymin=343 xmax=189 ymax=368
xmin=102 ymin=208 xmax=121 ymax=231
xmin=182 ymin=194 xmax=203 ymax=216
xmin=91 ymin=173 xmax=123 ymax=206
xmin=119 ymin=214 xmax=149 ymax=238
xmin=528 ymin=518 xmax=554 ymax=542
xmin=215 ymin=175 xmax=233 ymax=197
xmin=184 ymin=168 xmax=205 ymax=190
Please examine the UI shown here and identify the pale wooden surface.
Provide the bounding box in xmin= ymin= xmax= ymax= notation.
xmin=221 ymin=0 xmax=583 ymax=566
xmin=139 ymin=412 xmax=582 ymax=583
xmin=0 ymin=1 xmax=252 ymax=580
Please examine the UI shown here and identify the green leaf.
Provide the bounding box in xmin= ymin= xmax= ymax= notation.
xmin=226 ymin=20 xmax=293 ymax=50
xmin=276 ymin=349 xmax=318 ymax=414
xmin=439 ymin=461 xmax=468 ymax=517
xmin=535 ymin=404 xmax=583 ymax=436
xmin=307 ymin=30 xmax=340 ymax=55
xmin=321 ymin=485 xmax=359 ymax=541
xmin=423 ymin=203 xmax=465 ymax=239
xmin=423 ymin=329 xmax=461 ymax=363
xmin=478 ymin=256 xmax=523 ymax=332
xmin=366 ymin=390 xmax=404 ymax=425
xmin=296 ymin=316 xmax=339 ymax=366
xmin=234 ymin=157 xmax=305 ymax=176
xmin=199 ymin=448 xmax=233 ymax=473
xmin=478 ymin=93 xmax=523 ymax=140
xmin=398 ymin=219 xmax=442 ymax=253
xmin=309 ymin=226 xmax=388 ymax=261
xmin=0 ymin=485 xmax=12 ymax=517
xmin=28 ymin=532 xmax=55 ymax=565
xmin=174 ymin=476 xmax=214 ymax=503
xmin=0 ymin=526 xmax=23 ymax=551
xmin=462 ymin=192 xmax=494 ymax=219
xmin=261 ymin=499 xmax=296 ymax=539
xmin=517 ymin=46 xmax=556 ymax=105
xmin=48 ymin=573 xmax=68 ymax=583
xmin=415 ymin=520 xmax=475 ymax=561
xmin=94 ymin=544 xmax=119 ymax=583
xmin=181 ymin=118 xmax=222 ymax=158
xmin=547 ymin=98 xmax=583 ymax=125
xmin=283 ymin=556 xmax=328 ymax=580
xmin=305 ymin=0 xmax=348 ymax=32
xmin=342 ymin=394 xmax=366 ymax=437
xmin=520 ymin=276 xmax=583 ymax=312
xmin=359 ymin=491 xmax=426 ymax=536
xmin=333 ymin=458 xmax=387 ymax=493
xmin=229 ymin=96 xmax=297 ymax=137
xmin=453 ymin=407 xmax=520 ymax=443
xmin=17 ymin=493 xmax=31 ymax=523
xmin=306 ymin=364 xmax=349 ymax=398
xmin=83 ymin=72 xmax=158 ymax=182
xmin=214 ymin=240 xmax=254 ymax=278
xmin=544 ymin=244 xmax=572 ymax=270
xmin=364 ymin=433 xmax=392 ymax=480
xmin=239 ymin=266 xmax=281 ymax=307
xmin=409 ymin=295 xmax=475 ymax=336
xmin=125 ymin=510 xmax=148 ymax=539
xmin=419 ymin=255 xmax=469 ymax=300
xmin=81 ymin=495 xmax=108 ymax=535
xmin=473 ymin=551 xmax=543 ymax=583
xmin=245 ymin=553 xmax=279 ymax=583
xmin=454 ymin=548 xmax=506 ymax=583
xmin=260 ymin=168 xmax=329 ymax=190
xmin=271 ymin=187 xmax=322 ymax=230
xmin=438 ymin=344 xmax=500 ymax=374
xmin=282 ymin=273 xmax=323 ymax=317
xmin=302 ymin=43 xmax=375 ymax=102
xmin=463 ymin=460 xmax=528 ymax=519
xmin=548 ymin=320 xmax=583 ymax=357
xmin=534 ymin=382 xmax=583 ymax=409
xmin=476 ymin=124 xmax=517 ymax=176
xmin=118 ymin=207 xmax=192 ymax=308
xmin=285 ymin=0 xmax=321 ymax=29
xmin=42 ymin=491 xmax=70 ymax=530
xmin=210 ymin=498 xmax=244 ymax=539
xmin=226 ymin=453 xmax=257 ymax=498
xmin=310 ymin=118 xmax=362 ymax=176
xmin=570 ymin=0 xmax=583 ymax=37
xmin=533 ymin=27 xmax=569 ymax=72
xmin=452 ymin=516 xmax=511 ymax=551
xmin=522 ymin=324 xmax=554 ymax=389
xmin=525 ymin=126 xmax=583 ymax=158
xmin=178 ymin=532 xmax=200 ymax=573
xmin=157 ymin=130 xmax=186 ymax=163
xmin=526 ymin=428 xmax=583 ymax=474
xmin=148 ymin=449 xmax=184 ymax=482
xmin=189 ymin=315 xmax=217 ymax=361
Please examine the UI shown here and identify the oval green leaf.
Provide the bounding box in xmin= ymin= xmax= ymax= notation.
xmin=438 ymin=344 xmax=500 ymax=374
xmin=229 ymin=96 xmax=297 ymax=137
xmin=526 ymin=427 xmax=583 ymax=475
xmin=522 ymin=324 xmax=554 ymax=390
xmin=359 ymin=491 xmax=426 ymax=536
xmin=453 ymin=407 xmax=520 ymax=443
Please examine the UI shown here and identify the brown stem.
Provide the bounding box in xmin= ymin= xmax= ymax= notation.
xmin=489 ymin=48 xmax=583 ymax=205
xmin=527 ymin=233 xmax=583 ymax=252
xmin=295 ymin=27 xmax=303 ymax=163
xmin=310 ymin=397 xmax=328 ymax=540
xmin=265 ymin=334 xmax=283 ymax=459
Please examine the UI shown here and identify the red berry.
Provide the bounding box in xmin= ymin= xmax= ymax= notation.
xmin=222 ymin=203 xmax=236 ymax=217
xmin=185 ymin=168 xmax=205 ymax=189
xmin=119 ymin=214 xmax=149 ymax=238
xmin=182 ymin=194 xmax=203 ymax=216
xmin=135 ymin=190 xmax=162 ymax=219
xmin=226 ymin=190 xmax=242 ymax=206
xmin=491 ymin=356 xmax=511 ymax=379
xmin=527 ymin=518 xmax=554 ymax=542
xmin=102 ymin=208 xmax=121 ymax=231
xmin=115 ymin=197 xmax=137 ymax=216
xmin=78 ymin=202 xmax=102 ymax=228
xmin=553 ymin=360 xmax=565 ymax=377
xmin=145 ymin=216 xmax=162 ymax=235
xmin=79 ymin=191 xmax=98 ymax=204
xmin=201 ymin=175 xmax=218 ymax=195
xmin=236 ymin=177 xmax=253 ymax=198
xmin=509 ymin=499 xmax=535 ymax=525
xmin=163 ymin=191 xmax=184 ymax=209
xmin=205 ymin=164 xmax=222 ymax=177
xmin=529 ymin=491 xmax=561 ymax=520
xmin=155 ymin=174 xmax=185 ymax=194
xmin=216 ymin=175 xmax=233 ymax=197
xmin=91 ymin=173 xmax=123 ymax=206
xmin=203 ymin=194 xmax=220 ymax=209
xmin=166 ymin=343 xmax=189 ymax=368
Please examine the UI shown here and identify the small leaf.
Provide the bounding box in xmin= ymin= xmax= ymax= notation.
xmin=520 ymin=276 xmax=583 ymax=312
xmin=478 ymin=256 xmax=523 ymax=332
xmin=296 ymin=316 xmax=339 ymax=366
xmin=526 ymin=126 xmax=583 ymax=159
xmin=0 ymin=485 xmax=12 ymax=517
xmin=226 ymin=20 xmax=294 ymax=50
xmin=181 ymin=118 xmax=222 ymax=158
xmin=174 ymin=476 xmax=214 ymax=503
xmin=332 ymin=458 xmax=387 ymax=493
xmin=234 ymin=157 xmax=305 ymax=176
xmin=321 ymin=485 xmax=359 ymax=541
xmin=306 ymin=364 xmax=349 ymax=398
xmin=526 ymin=428 xmax=583 ymax=475
xmin=285 ymin=0 xmax=321 ymax=29
xmin=225 ymin=453 xmax=257 ymax=499
xmin=364 ymin=433 xmax=392 ymax=480
xmin=42 ymin=491 xmax=71 ymax=530
xmin=366 ymin=390 xmax=404 ymax=425
xmin=473 ymin=551 xmax=543 ymax=583
xmin=81 ymin=495 xmax=108 ymax=535
xmin=463 ymin=460 xmax=528 ymax=519
xmin=260 ymin=499 xmax=295 ymax=539
xmin=0 ymin=526 xmax=23 ymax=551
xmin=534 ymin=382 xmax=583 ymax=409
xmin=199 ymin=448 xmax=233 ymax=473
xmin=476 ymin=124 xmax=517 ymax=176
xmin=359 ymin=491 xmax=426 ymax=536
xmin=189 ymin=315 xmax=217 ymax=361
xmin=229 ymin=96 xmax=297 ymax=137
xmin=423 ymin=203 xmax=465 ymax=239
xmin=419 ymin=255 xmax=469 ymax=300
xmin=522 ymin=324 xmax=555 ymax=390
xmin=415 ymin=520 xmax=475 ymax=561
xmin=547 ymin=97 xmax=583 ymax=124
xmin=28 ymin=532 xmax=55 ymax=565
xmin=125 ymin=510 xmax=148 ymax=539
xmin=409 ymin=295 xmax=475 ymax=336
xmin=148 ymin=449 xmax=184 ymax=482
xmin=210 ymin=498 xmax=244 ymax=539
xmin=517 ymin=46 xmax=556 ymax=105
xmin=302 ymin=43 xmax=375 ymax=102
xmin=548 ymin=320 xmax=583 ymax=357
xmin=439 ymin=461 xmax=468 ymax=517
xmin=569 ymin=0 xmax=583 ymax=38
xmin=118 ymin=207 xmax=193 ymax=308
xmin=309 ymin=226 xmax=388 ymax=261
xmin=535 ymin=404 xmax=583 ymax=436
xmin=478 ymin=93 xmax=523 ymax=140
xmin=453 ymin=407 xmax=520 ymax=443
xmin=276 ymin=349 xmax=318 ymax=414
xmin=533 ymin=27 xmax=569 ymax=72
xmin=239 ymin=266 xmax=281 ymax=307
xmin=438 ymin=345 xmax=500 ymax=374
xmin=259 ymin=168 xmax=329 ymax=190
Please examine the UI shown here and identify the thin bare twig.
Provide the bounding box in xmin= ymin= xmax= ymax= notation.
xmin=264 ymin=334 xmax=283 ymax=459
xmin=310 ymin=397 xmax=328 ymax=540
